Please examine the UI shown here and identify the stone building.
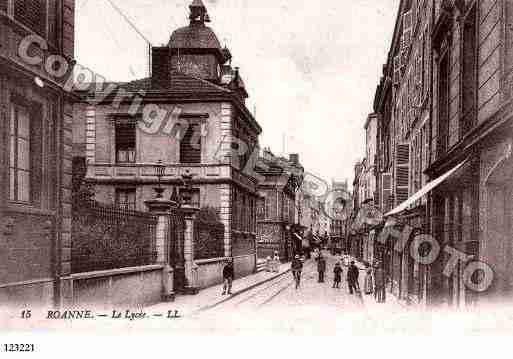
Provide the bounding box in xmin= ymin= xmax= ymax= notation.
xmin=326 ymin=180 xmax=352 ymax=252
xmin=372 ymin=0 xmax=513 ymax=309
xmin=255 ymin=149 xmax=303 ymax=260
xmin=426 ymin=0 xmax=513 ymax=308
xmin=0 ymin=0 xmax=76 ymax=306
xmin=73 ymin=0 xmax=262 ymax=278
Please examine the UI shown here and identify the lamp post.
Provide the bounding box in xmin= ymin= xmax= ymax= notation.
xmin=154 ymin=160 xmax=165 ymax=198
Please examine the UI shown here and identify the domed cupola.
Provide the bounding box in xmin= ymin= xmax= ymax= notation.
xmin=168 ymin=0 xmax=231 ymax=80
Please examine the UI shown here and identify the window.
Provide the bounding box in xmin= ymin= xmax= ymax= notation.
xmin=0 ymin=0 xmax=7 ymax=13
xmin=14 ymin=0 xmax=47 ymax=36
xmin=115 ymin=189 xmax=136 ymax=210
xmin=180 ymin=123 xmax=201 ymax=164
xmin=437 ymin=52 xmax=449 ymax=156
xmin=461 ymin=4 xmax=477 ymax=136
xmin=115 ymin=120 xmax=136 ymax=163
xmin=9 ymin=99 xmax=42 ymax=204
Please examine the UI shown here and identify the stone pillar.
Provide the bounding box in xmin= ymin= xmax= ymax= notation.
xmin=180 ymin=204 xmax=200 ymax=294
xmin=145 ymin=197 xmax=178 ymax=302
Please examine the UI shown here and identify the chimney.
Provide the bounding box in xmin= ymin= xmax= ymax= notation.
xmin=289 ymin=153 xmax=299 ymax=165
xmin=151 ymin=47 xmax=170 ymax=89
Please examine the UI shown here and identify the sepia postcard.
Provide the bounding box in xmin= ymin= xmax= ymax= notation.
xmin=1 ymin=0 xmax=513 ymax=355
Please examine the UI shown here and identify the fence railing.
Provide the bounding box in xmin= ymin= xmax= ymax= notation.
xmin=71 ymin=199 xmax=158 ymax=274
xmin=194 ymin=219 xmax=225 ymax=260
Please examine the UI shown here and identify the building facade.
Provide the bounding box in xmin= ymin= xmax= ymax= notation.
xmin=372 ymin=0 xmax=513 ymax=308
xmin=0 ymin=0 xmax=76 ymax=306
xmin=73 ymin=0 xmax=262 ymax=277
xmin=255 ymin=150 xmax=303 ymax=260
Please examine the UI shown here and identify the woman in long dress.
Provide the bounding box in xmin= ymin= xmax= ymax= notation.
xmin=364 ymin=267 xmax=374 ymax=295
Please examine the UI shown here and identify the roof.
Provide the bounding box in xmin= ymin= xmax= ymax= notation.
xmin=80 ymin=71 xmax=231 ymax=96
xmin=169 ymin=24 xmax=222 ymax=49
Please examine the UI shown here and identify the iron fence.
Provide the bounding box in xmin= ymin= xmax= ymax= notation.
xmin=71 ymin=199 xmax=158 ymax=274
xmin=194 ymin=219 xmax=225 ymax=260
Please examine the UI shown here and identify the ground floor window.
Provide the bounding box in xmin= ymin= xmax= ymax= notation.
xmin=115 ymin=188 xmax=136 ymax=210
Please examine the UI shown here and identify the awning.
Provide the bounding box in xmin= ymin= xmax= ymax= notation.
xmin=385 ymin=158 xmax=469 ymax=217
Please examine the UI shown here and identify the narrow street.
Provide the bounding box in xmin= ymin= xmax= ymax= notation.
xmin=187 ymin=252 xmax=376 ymax=334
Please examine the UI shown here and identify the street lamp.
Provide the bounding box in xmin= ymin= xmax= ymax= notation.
xmin=154 ymin=160 xmax=165 ymax=198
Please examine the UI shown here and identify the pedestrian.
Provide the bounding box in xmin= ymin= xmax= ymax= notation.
xmin=222 ymin=259 xmax=234 ymax=295
xmin=333 ymin=262 xmax=343 ymax=288
xmin=364 ymin=267 xmax=374 ymax=295
xmin=374 ymin=262 xmax=385 ymax=303
xmin=317 ymin=253 xmax=326 ymax=283
xmin=273 ymin=251 xmax=280 ymax=273
xmin=347 ymin=260 xmax=360 ymax=294
xmin=291 ymin=254 xmax=303 ymax=289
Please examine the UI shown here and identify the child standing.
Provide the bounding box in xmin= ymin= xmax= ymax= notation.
xmin=333 ymin=262 xmax=342 ymax=288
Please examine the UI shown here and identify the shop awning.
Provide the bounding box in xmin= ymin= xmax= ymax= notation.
xmin=385 ymin=158 xmax=469 ymax=217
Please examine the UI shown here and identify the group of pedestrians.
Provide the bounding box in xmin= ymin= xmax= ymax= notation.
xmin=222 ymin=251 xmax=386 ymax=303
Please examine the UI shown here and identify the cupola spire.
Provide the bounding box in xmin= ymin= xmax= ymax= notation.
xmin=189 ymin=0 xmax=210 ymax=24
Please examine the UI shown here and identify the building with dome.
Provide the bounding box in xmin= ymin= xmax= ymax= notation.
xmin=73 ymin=0 xmax=262 ymax=281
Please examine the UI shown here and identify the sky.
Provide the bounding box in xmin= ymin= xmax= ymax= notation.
xmin=75 ymin=0 xmax=399 ymax=187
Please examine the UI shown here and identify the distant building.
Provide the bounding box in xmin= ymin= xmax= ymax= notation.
xmin=255 ymin=150 xmax=303 ymax=260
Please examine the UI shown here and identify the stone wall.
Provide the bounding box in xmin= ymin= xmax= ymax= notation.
xmin=70 ymin=265 xmax=165 ymax=309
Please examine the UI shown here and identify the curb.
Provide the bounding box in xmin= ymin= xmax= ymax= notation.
xmin=195 ymin=268 xmax=292 ymax=313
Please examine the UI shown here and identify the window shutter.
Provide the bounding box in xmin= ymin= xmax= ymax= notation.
xmin=381 ymin=173 xmax=392 ymax=212
xmin=47 ymin=0 xmax=59 ymax=46
xmin=14 ymin=0 xmax=47 ymax=36
xmin=393 ymin=55 xmax=401 ymax=85
xmin=180 ymin=123 xmax=201 ymax=164
xmin=395 ymin=143 xmax=410 ymax=205
xmin=401 ymin=10 xmax=413 ymax=67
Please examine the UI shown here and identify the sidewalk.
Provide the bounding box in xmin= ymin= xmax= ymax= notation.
xmin=147 ymin=262 xmax=291 ymax=316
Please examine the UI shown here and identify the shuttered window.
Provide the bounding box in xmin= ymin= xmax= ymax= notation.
xmin=395 ymin=143 xmax=410 ymax=205
xmin=115 ymin=188 xmax=136 ymax=210
xmin=401 ymin=10 xmax=413 ymax=67
xmin=115 ymin=121 xmax=136 ymax=163
xmin=461 ymin=4 xmax=477 ymax=136
xmin=0 ymin=0 xmax=7 ymax=13
xmin=438 ymin=53 xmax=449 ymax=156
xmin=9 ymin=99 xmax=42 ymax=205
xmin=14 ymin=0 xmax=47 ymax=36
xmin=393 ymin=55 xmax=401 ymax=85
xmin=381 ymin=173 xmax=392 ymax=212
xmin=179 ymin=123 xmax=201 ymax=164
xmin=47 ymin=0 xmax=59 ymax=46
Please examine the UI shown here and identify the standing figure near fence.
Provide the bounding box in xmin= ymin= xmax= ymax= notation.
xmin=222 ymin=259 xmax=234 ymax=295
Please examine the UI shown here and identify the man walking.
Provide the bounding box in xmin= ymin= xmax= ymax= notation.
xmin=317 ymin=254 xmax=326 ymax=283
xmin=222 ymin=259 xmax=234 ymax=295
xmin=291 ymin=255 xmax=303 ymax=289
xmin=333 ymin=262 xmax=343 ymax=288
xmin=347 ymin=260 xmax=360 ymax=294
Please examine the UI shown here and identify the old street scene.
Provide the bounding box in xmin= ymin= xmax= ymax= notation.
xmin=1 ymin=0 xmax=513 ymax=334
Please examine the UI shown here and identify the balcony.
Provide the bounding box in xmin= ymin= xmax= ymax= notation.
xmin=86 ymin=163 xmax=232 ymax=183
